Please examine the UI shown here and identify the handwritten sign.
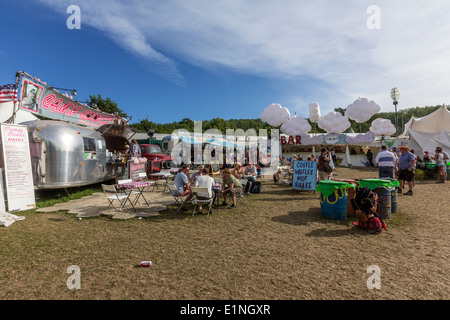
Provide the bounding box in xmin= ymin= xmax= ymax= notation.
xmin=292 ymin=161 xmax=317 ymax=191
xmin=0 ymin=124 xmax=36 ymax=211
xmin=128 ymin=161 xmax=147 ymax=181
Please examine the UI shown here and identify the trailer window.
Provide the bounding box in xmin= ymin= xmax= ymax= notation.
xmin=83 ymin=137 xmax=97 ymax=159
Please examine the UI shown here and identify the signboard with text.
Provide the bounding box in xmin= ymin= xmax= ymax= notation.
xmin=19 ymin=76 xmax=121 ymax=128
xmin=128 ymin=161 xmax=147 ymax=181
xmin=292 ymin=161 xmax=317 ymax=191
xmin=0 ymin=123 xmax=36 ymax=211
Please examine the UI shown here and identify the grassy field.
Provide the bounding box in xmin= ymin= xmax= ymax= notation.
xmin=0 ymin=167 xmax=448 ymax=301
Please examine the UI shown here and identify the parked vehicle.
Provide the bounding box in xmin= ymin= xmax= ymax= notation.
xmin=140 ymin=144 xmax=173 ymax=168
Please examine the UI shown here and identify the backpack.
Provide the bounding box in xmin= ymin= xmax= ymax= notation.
xmin=250 ymin=181 xmax=262 ymax=193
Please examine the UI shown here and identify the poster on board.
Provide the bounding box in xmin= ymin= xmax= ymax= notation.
xmin=292 ymin=161 xmax=317 ymax=191
xmin=128 ymin=160 xmax=146 ymax=181
xmin=0 ymin=123 xmax=36 ymax=211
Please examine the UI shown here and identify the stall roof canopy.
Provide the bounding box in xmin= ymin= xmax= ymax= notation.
xmin=97 ymin=124 xmax=143 ymax=140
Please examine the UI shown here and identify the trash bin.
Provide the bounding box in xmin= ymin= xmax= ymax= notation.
xmin=358 ymin=179 xmax=400 ymax=220
xmin=373 ymin=187 xmax=392 ymax=220
xmin=317 ymin=181 xmax=355 ymax=220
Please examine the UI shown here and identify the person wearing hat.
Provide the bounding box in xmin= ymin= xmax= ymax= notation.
xmin=398 ymin=145 xmax=416 ymax=195
xmin=318 ymin=148 xmax=332 ymax=181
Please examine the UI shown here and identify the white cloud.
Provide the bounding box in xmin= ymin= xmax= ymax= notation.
xmin=260 ymin=103 xmax=290 ymax=127
xmin=280 ymin=115 xmax=311 ymax=136
xmin=318 ymin=111 xmax=351 ymax=134
xmin=345 ymin=98 xmax=381 ymax=123
xmin=37 ymin=0 xmax=450 ymax=111
xmin=370 ymin=118 xmax=396 ymax=136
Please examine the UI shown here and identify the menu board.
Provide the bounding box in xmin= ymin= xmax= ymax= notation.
xmin=128 ymin=160 xmax=147 ymax=181
xmin=292 ymin=161 xmax=317 ymax=191
xmin=0 ymin=124 xmax=36 ymax=211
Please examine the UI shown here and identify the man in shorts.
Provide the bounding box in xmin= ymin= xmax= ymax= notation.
xmin=398 ymin=145 xmax=416 ymax=196
xmin=220 ymin=168 xmax=243 ymax=209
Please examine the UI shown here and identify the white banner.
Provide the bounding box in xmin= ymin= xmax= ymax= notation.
xmin=0 ymin=123 xmax=36 ymax=211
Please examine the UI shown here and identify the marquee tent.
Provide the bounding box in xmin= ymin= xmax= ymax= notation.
xmin=0 ymin=101 xmax=38 ymax=124
xmin=400 ymin=105 xmax=450 ymax=155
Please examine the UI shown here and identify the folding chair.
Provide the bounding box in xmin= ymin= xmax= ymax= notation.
xmin=168 ymin=185 xmax=191 ymax=212
xmin=138 ymin=172 xmax=156 ymax=192
xmin=102 ymin=184 xmax=129 ymax=213
xmin=191 ymin=187 xmax=214 ymax=217
xmin=226 ymin=188 xmax=246 ymax=206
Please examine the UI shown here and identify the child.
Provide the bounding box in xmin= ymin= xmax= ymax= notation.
xmin=351 ymin=187 xmax=387 ymax=234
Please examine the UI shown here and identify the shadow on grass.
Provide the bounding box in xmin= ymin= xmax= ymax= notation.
xmin=272 ymin=207 xmax=365 ymax=237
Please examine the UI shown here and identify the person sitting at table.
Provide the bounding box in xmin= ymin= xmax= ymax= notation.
xmin=190 ymin=165 xmax=204 ymax=184
xmin=273 ymin=169 xmax=290 ymax=185
xmin=194 ymin=168 xmax=215 ymax=213
xmin=220 ymin=168 xmax=243 ymax=209
xmin=231 ymin=163 xmax=245 ymax=179
xmin=172 ymin=164 xmax=193 ymax=211
xmin=244 ymin=163 xmax=257 ymax=195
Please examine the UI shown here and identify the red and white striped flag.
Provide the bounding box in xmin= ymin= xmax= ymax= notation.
xmin=0 ymin=84 xmax=18 ymax=103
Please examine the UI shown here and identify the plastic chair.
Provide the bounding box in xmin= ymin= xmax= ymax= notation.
xmin=191 ymin=187 xmax=214 ymax=217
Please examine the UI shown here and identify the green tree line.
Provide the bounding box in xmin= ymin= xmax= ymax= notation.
xmin=89 ymin=94 xmax=446 ymax=135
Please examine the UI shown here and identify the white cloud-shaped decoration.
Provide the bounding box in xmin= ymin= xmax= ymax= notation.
xmin=345 ymin=98 xmax=381 ymax=123
xmin=260 ymin=103 xmax=291 ymax=127
xmin=370 ymin=118 xmax=396 ymax=136
xmin=301 ymin=133 xmax=325 ymax=145
xmin=280 ymin=115 xmax=311 ymax=136
xmin=346 ymin=131 xmax=376 ymax=144
xmin=309 ymin=102 xmax=321 ymax=123
xmin=318 ymin=111 xmax=351 ymax=134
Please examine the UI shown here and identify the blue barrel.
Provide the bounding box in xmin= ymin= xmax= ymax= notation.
xmin=374 ymin=187 xmax=391 ymax=220
xmin=390 ymin=187 xmax=398 ymax=214
xmin=320 ymin=187 xmax=348 ymax=220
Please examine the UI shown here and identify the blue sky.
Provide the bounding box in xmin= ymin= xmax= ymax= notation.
xmin=1 ymin=0 xmax=450 ymax=125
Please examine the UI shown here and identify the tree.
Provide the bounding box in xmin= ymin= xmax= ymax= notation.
xmin=88 ymin=94 xmax=128 ymax=118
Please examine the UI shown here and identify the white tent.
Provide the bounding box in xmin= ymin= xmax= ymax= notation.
xmin=0 ymin=101 xmax=38 ymax=124
xmin=401 ymin=105 xmax=450 ymax=155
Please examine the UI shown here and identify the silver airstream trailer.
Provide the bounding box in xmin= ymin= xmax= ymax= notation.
xmin=23 ymin=120 xmax=131 ymax=190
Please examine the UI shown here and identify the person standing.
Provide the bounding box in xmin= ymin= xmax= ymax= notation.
xmin=318 ymin=148 xmax=332 ymax=181
xmin=366 ymin=149 xmax=374 ymax=167
xmin=375 ymin=146 xmax=396 ymax=179
xmin=130 ymin=139 xmax=141 ymax=158
xmin=398 ymin=145 xmax=416 ymax=196
xmin=434 ymin=147 xmax=446 ymax=184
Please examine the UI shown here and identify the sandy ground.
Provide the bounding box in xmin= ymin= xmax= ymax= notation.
xmin=0 ymin=167 xmax=448 ymax=301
